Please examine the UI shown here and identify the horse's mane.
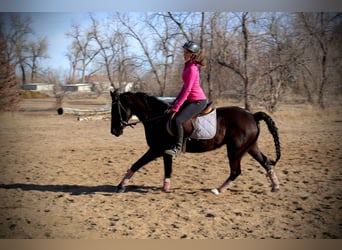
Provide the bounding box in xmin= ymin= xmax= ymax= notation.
xmin=131 ymin=92 xmax=170 ymax=114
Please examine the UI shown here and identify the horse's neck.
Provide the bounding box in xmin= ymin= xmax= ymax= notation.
xmin=131 ymin=105 xmax=149 ymax=121
xmin=132 ymin=95 xmax=166 ymax=121
xmin=146 ymin=99 xmax=168 ymax=119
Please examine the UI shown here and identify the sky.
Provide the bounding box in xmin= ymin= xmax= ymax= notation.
xmin=24 ymin=12 xmax=144 ymax=72
xmin=2 ymin=12 xmax=104 ymax=71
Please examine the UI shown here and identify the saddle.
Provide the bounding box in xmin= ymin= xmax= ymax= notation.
xmin=166 ymin=100 xmax=217 ymax=140
xmin=199 ymin=100 xmax=213 ymax=115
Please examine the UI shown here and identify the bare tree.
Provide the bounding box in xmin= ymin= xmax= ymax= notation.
xmin=66 ymin=22 xmax=100 ymax=83
xmin=116 ymin=13 xmax=178 ymax=96
xmin=65 ymin=46 xmax=81 ymax=84
xmin=1 ymin=14 xmax=50 ymax=85
xmin=295 ymin=12 xmax=341 ymax=108
xmin=27 ymin=37 xmax=48 ymax=82
xmin=203 ymin=12 xmax=230 ymax=100
xmin=146 ymin=13 xmax=185 ymax=96
xmin=118 ymin=13 xmax=159 ymax=92
xmin=3 ymin=14 xmax=33 ymax=85
xmin=0 ymin=28 xmax=22 ymax=111
xmin=217 ymin=12 xmax=252 ymax=110
xmin=166 ymin=12 xmax=190 ymax=41
xmin=89 ymin=17 xmax=114 ymax=87
xmin=249 ymin=13 xmax=297 ymax=112
xmin=90 ymin=14 xmax=132 ymax=90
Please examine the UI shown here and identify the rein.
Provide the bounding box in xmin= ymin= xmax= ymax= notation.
xmin=112 ymin=97 xmax=166 ymax=128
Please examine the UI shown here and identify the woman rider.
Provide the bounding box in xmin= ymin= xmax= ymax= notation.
xmin=165 ymin=41 xmax=207 ymax=157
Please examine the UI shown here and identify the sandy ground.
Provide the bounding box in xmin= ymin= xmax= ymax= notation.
xmin=0 ymin=97 xmax=341 ymax=239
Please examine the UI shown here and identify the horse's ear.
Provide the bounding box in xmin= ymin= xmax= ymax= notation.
xmin=110 ymin=87 xmax=120 ymax=99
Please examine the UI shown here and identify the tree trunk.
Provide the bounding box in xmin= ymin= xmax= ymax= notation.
xmin=318 ymin=48 xmax=327 ymax=109
xmin=20 ymin=63 xmax=26 ymax=85
xmin=31 ymin=60 xmax=37 ymax=82
xmin=242 ymin=13 xmax=250 ymax=111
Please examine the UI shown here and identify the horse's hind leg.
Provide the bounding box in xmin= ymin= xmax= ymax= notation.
xmin=248 ymin=143 xmax=280 ymax=192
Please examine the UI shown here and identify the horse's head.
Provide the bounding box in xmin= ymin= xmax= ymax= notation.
xmin=110 ymin=90 xmax=170 ymax=136
xmin=110 ymin=89 xmax=132 ymax=137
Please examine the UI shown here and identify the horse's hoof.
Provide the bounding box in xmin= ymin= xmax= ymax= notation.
xmin=271 ymin=188 xmax=280 ymax=193
xmin=116 ymin=184 xmax=126 ymax=193
xmin=161 ymin=179 xmax=171 ymax=192
xmin=211 ymin=188 xmax=220 ymax=195
xmin=161 ymin=185 xmax=170 ymax=192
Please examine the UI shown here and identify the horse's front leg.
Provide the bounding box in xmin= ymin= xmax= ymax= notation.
xmin=117 ymin=148 xmax=159 ymax=192
xmin=161 ymin=154 xmax=173 ymax=192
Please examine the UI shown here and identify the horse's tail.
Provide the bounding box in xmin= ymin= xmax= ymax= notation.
xmin=253 ymin=111 xmax=281 ymax=165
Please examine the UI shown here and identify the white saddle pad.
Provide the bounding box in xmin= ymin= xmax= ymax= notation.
xmin=190 ymin=109 xmax=217 ymax=140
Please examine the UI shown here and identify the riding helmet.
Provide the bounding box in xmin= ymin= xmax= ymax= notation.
xmin=183 ymin=41 xmax=201 ymax=53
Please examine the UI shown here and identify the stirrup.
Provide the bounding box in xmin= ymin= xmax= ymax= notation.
xmin=164 ymin=146 xmax=181 ymax=157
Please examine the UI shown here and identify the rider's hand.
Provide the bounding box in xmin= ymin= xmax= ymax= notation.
xmin=164 ymin=108 xmax=173 ymax=115
xmin=164 ymin=108 xmax=176 ymax=118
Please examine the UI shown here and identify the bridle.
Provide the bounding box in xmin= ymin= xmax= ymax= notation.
xmin=111 ymin=95 xmax=168 ymax=129
xmin=112 ymin=97 xmax=140 ymax=128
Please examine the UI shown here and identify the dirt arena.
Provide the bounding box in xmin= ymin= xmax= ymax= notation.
xmin=0 ymin=96 xmax=341 ymax=239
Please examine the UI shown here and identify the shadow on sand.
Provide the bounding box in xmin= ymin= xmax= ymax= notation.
xmin=0 ymin=183 xmax=165 ymax=195
xmin=0 ymin=183 xmax=118 ymax=195
xmin=0 ymin=183 xmax=230 ymax=195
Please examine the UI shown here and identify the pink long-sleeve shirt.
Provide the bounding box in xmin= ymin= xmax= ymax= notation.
xmin=172 ymin=61 xmax=207 ymax=112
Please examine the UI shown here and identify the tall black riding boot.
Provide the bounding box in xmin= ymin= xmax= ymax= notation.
xmin=165 ymin=122 xmax=183 ymax=157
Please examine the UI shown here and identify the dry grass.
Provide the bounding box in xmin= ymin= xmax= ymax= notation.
xmin=22 ymin=90 xmax=51 ymax=99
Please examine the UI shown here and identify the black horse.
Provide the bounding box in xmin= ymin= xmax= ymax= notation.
xmin=110 ymin=90 xmax=281 ymax=194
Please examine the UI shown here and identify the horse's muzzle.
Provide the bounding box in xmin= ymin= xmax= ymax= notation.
xmin=111 ymin=128 xmax=123 ymax=137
